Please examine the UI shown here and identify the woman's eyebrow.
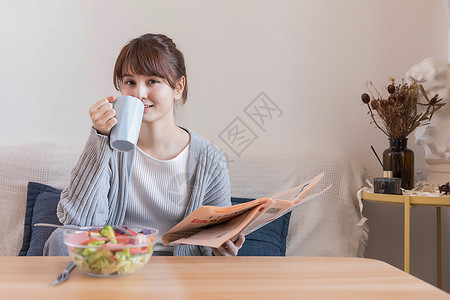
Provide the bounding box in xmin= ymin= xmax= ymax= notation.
xmin=122 ymin=74 xmax=159 ymax=78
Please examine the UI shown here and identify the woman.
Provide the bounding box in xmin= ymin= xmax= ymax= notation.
xmin=45 ymin=33 xmax=244 ymax=256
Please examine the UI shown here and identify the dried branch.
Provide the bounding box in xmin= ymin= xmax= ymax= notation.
xmin=360 ymin=79 xmax=446 ymax=139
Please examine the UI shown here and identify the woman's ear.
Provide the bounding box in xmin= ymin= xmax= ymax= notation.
xmin=174 ymin=76 xmax=185 ymax=100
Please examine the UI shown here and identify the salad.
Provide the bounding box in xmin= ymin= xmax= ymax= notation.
xmin=64 ymin=225 xmax=158 ymax=276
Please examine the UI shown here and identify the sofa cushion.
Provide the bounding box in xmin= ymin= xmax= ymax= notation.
xmin=231 ymin=197 xmax=291 ymax=256
xmin=19 ymin=182 xmax=62 ymax=256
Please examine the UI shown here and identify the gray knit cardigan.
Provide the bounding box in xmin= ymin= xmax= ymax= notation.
xmin=57 ymin=127 xmax=231 ymax=256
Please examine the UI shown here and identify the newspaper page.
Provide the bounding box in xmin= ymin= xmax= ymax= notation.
xmin=163 ymin=206 xmax=264 ymax=248
xmin=162 ymin=198 xmax=272 ymax=246
xmin=240 ymin=183 xmax=332 ymax=235
xmin=162 ymin=172 xmax=329 ymax=248
xmin=240 ymin=173 xmax=327 ymax=234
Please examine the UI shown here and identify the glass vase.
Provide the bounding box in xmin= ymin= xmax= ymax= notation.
xmin=382 ymin=138 xmax=414 ymax=190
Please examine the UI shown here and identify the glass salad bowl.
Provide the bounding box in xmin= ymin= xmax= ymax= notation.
xmin=63 ymin=225 xmax=158 ymax=277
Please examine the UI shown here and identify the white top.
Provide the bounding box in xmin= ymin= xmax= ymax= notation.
xmin=124 ymin=144 xmax=190 ymax=253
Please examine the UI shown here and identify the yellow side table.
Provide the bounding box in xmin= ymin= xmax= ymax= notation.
xmin=360 ymin=190 xmax=450 ymax=289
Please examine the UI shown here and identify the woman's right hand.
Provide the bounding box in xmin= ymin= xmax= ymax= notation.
xmin=89 ymin=96 xmax=117 ymax=136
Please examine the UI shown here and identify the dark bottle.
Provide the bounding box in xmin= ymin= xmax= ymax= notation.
xmin=383 ymin=138 xmax=414 ymax=190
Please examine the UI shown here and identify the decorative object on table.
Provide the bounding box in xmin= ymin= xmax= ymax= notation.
xmin=361 ymin=78 xmax=446 ymax=190
xmin=370 ymin=145 xmax=402 ymax=195
xmin=410 ymin=181 xmax=440 ymax=195
xmin=383 ymin=137 xmax=414 ymax=190
xmin=406 ymin=57 xmax=450 ymax=184
xmin=373 ymin=171 xmax=402 ymax=195
xmin=438 ymin=182 xmax=450 ymax=195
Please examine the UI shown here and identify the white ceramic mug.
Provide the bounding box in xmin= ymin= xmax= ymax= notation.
xmin=109 ymin=96 xmax=144 ymax=152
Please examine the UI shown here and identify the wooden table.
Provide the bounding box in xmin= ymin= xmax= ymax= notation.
xmin=360 ymin=190 xmax=450 ymax=289
xmin=0 ymin=256 xmax=448 ymax=299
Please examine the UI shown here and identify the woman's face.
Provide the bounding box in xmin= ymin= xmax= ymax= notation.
xmin=120 ymin=70 xmax=183 ymax=125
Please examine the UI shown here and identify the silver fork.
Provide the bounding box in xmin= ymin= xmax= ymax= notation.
xmin=51 ymin=261 xmax=76 ymax=286
xmin=34 ymin=223 xmax=90 ymax=231
xmin=34 ymin=223 xmax=134 ymax=236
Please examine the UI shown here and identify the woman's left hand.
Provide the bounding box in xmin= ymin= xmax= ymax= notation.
xmin=212 ymin=234 xmax=245 ymax=256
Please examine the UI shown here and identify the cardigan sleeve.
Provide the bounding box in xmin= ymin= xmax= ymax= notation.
xmin=57 ymin=128 xmax=113 ymax=226
xmin=202 ymin=148 xmax=231 ymax=208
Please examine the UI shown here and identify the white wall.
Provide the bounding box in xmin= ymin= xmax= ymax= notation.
xmin=1 ymin=0 xmax=448 ymax=290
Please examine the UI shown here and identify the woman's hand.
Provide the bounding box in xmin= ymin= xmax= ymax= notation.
xmin=212 ymin=234 xmax=245 ymax=256
xmin=88 ymin=96 xmax=117 ymax=136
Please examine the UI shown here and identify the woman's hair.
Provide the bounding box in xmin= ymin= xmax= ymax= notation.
xmin=113 ymin=33 xmax=188 ymax=104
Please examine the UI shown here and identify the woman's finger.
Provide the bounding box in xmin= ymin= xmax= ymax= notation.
xmin=106 ymin=95 xmax=116 ymax=103
xmin=91 ymin=102 xmax=113 ymax=122
xmin=234 ymin=234 xmax=245 ymax=249
xmin=214 ymin=245 xmax=228 ymax=256
xmin=105 ymin=116 xmax=117 ymax=129
xmin=224 ymin=240 xmax=238 ymax=256
xmin=100 ymin=108 xmax=116 ymax=123
xmin=89 ymin=98 xmax=110 ymax=115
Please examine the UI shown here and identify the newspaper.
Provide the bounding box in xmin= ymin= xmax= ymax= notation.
xmin=162 ymin=172 xmax=332 ymax=248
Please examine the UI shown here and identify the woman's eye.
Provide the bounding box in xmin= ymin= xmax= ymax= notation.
xmin=148 ymin=79 xmax=159 ymax=84
xmin=124 ymin=80 xmax=135 ymax=85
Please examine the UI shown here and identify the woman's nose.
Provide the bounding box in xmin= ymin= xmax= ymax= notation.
xmin=135 ymin=83 xmax=148 ymax=100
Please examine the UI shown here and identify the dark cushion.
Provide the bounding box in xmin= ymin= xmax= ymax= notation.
xmin=19 ymin=182 xmax=63 ymax=256
xmin=232 ymin=197 xmax=291 ymax=256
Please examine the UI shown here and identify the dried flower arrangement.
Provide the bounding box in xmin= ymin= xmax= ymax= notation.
xmin=439 ymin=182 xmax=450 ymax=195
xmin=361 ymin=78 xmax=446 ymax=139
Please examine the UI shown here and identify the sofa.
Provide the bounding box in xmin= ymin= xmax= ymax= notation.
xmin=0 ymin=140 xmax=368 ymax=257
